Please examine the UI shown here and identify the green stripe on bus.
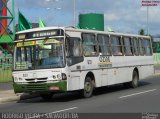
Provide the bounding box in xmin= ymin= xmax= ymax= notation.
xmin=13 ymin=81 xmax=67 ymax=93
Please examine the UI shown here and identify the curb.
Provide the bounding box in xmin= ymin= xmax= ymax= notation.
xmin=0 ymin=96 xmax=20 ymax=103
xmin=0 ymin=93 xmax=39 ymax=103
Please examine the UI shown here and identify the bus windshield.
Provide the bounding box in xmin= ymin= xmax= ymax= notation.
xmin=14 ymin=38 xmax=65 ymax=70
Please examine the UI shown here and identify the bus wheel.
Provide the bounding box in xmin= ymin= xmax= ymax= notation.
xmin=40 ymin=93 xmax=53 ymax=101
xmin=130 ymin=70 xmax=139 ymax=88
xmin=82 ymin=76 xmax=94 ymax=98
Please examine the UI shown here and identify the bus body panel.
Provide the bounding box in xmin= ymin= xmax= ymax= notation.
xmin=67 ymin=67 xmax=81 ymax=91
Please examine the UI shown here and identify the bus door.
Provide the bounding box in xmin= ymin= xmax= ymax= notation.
xmin=66 ymin=37 xmax=84 ymax=90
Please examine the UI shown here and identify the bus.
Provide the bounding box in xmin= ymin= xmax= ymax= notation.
xmin=13 ymin=27 xmax=154 ymax=100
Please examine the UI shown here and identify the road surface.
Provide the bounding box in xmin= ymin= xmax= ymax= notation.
xmin=0 ymin=75 xmax=160 ymax=119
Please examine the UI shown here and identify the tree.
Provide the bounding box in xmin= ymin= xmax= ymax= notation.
xmin=139 ymin=29 xmax=145 ymax=35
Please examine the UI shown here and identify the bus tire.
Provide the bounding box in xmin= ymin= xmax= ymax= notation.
xmin=82 ymin=76 xmax=94 ymax=98
xmin=130 ymin=70 xmax=139 ymax=88
xmin=40 ymin=93 xmax=53 ymax=101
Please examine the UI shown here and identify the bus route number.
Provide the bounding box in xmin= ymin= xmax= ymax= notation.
xmin=99 ymin=56 xmax=110 ymax=62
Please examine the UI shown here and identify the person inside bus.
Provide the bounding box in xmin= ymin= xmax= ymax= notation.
xmin=99 ymin=46 xmax=111 ymax=56
xmin=114 ymin=51 xmax=122 ymax=55
xmin=42 ymin=51 xmax=59 ymax=65
xmin=83 ymin=45 xmax=95 ymax=56
xmin=112 ymin=46 xmax=122 ymax=55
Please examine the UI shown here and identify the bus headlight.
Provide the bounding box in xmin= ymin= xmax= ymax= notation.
xmin=62 ymin=73 xmax=67 ymax=80
xmin=14 ymin=77 xmax=23 ymax=82
xmin=57 ymin=74 xmax=62 ymax=79
xmin=53 ymin=75 xmax=56 ymax=79
xmin=14 ymin=77 xmax=18 ymax=82
xmin=19 ymin=78 xmax=23 ymax=81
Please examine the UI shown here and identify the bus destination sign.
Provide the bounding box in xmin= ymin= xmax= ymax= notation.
xmin=15 ymin=29 xmax=64 ymax=40
xmin=32 ymin=31 xmax=57 ymax=38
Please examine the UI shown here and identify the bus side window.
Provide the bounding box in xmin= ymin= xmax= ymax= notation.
xmin=123 ymin=37 xmax=133 ymax=56
xmin=111 ymin=36 xmax=123 ymax=56
xmin=66 ymin=37 xmax=83 ymax=66
xmin=139 ymin=38 xmax=144 ymax=55
xmin=82 ymin=33 xmax=98 ymax=56
xmin=97 ymin=34 xmax=111 ymax=56
xmin=133 ymin=38 xmax=139 ymax=56
xmin=143 ymin=39 xmax=152 ymax=56
xmin=66 ymin=38 xmax=82 ymax=57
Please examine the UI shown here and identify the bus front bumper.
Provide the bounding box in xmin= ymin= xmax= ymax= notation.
xmin=13 ymin=81 xmax=67 ymax=93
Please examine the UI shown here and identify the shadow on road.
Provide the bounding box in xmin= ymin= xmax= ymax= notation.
xmin=18 ymin=92 xmax=83 ymax=103
xmin=17 ymin=81 xmax=151 ymax=103
xmin=93 ymin=81 xmax=151 ymax=96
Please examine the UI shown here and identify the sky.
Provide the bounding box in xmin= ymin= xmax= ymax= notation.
xmin=9 ymin=0 xmax=160 ymax=35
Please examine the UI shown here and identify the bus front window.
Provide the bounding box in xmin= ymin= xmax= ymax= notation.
xmin=15 ymin=46 xmax=34 ymax=70
xmin=36 ymin=39 xmax=65 ymax=68
xmin=14 ymin=38 xmax=65 ymax=70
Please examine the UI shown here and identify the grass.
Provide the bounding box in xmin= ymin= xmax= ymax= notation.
xmin=154 ymin=64 xmax=160 ymax=66
xmin=0 ymin=68 xmax=12 ymax=83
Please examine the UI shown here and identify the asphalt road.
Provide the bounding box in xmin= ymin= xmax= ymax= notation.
xmin=0 ymin=75 xmax=160 ymax=118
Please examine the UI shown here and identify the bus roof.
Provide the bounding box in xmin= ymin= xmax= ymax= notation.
xmin=16 ymin=27 xmax=65 ymax=34
xmin=65 ymin=27 xmax=150 ymax=39
xmin=16 ymin=26 xmax=150 ymax=39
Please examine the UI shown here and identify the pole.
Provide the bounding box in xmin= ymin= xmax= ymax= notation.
xmin=73 ymin=0 xmax=76 ymax=27
xmin=147 ymin=6 xmax=149 ymax=36
xmin=12 ymin=0 xmax=15 ymax=38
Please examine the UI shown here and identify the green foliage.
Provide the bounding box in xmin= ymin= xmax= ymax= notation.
xmin=153 ymin=42 xmax=160 ymax=53
xmin=0 ymin=55 xmax=13 ymax=83
xmin=139 ymin=29 xmax=145 ymax=35
xmin=0 ymin=69 xmax=12 ymax=83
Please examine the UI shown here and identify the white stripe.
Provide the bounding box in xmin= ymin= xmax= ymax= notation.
xmin=119 ymin=89 xmax=157 ymax=99
xmin=28 ymin=107 xmax=78 ymax=119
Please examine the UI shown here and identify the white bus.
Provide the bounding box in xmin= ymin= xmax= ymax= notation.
xmin=13 ymin=27 xmax=154 ymax=100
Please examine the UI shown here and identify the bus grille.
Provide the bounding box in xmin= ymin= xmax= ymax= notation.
xmin=25 ymin=78 xmax=47 ymax=83
xmin=25 ymin=84 xmax=47 ymax=92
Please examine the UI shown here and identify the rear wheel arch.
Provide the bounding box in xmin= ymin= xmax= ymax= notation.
xmin=81 ymin=72 xmax=95 ymax=98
